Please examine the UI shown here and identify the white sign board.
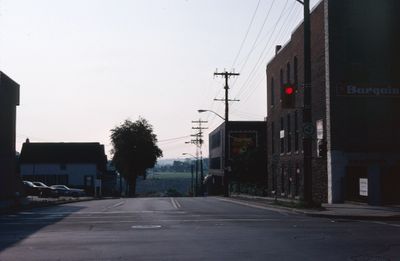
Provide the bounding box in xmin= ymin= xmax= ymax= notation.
xmin=280 ymin=130 xmax=285 ymax=138
xmin=359 ymin=178 xmax=368 ymax=196
xmin=316 ymin=120 xmax=324 ymax=140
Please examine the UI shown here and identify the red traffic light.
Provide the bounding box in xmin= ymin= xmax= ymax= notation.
xmin=281 ymin=84 xmax=296 ymax=109
xmin=284 ymin=86 xmax=294 ymax=95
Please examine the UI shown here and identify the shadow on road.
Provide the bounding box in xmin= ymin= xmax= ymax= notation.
xmin=0 ymin=204 xmax=85 ymax=253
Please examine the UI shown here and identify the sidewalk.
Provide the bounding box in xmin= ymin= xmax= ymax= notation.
xmin=0 ymin=196 xmax=94 ymax=214
xmin=229 ymin=194 xmax=400 ymax=221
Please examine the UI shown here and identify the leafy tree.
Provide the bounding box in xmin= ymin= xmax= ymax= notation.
xmin=110 ymin=118 xmax=162 ymax=196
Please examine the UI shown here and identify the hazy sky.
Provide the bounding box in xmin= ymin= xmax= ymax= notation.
xmin=0 ymin=0 xmax=320 ymax=160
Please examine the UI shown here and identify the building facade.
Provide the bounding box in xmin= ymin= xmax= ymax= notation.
xmin=19 ymin=141 xmax=107 ymax=195
xmin=208 ymin=121 xmax=267 ymax=195
xmin=266 ymin=0 xmax=400 ymax=204
xmin=0 ymin=72 xmax=20 ymax=200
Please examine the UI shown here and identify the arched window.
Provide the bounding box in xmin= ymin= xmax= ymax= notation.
xmin=270 ymin=77 xmax=275 ymax=106
xmin=280 ymin=69 xmax=284 ymax=101
xmin=294 ymin=56 xmax=298 ymax=85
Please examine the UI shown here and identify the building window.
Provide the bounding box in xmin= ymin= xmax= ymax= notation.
xmin=272 ymin=165 xmax=277 ymax=192
xmin=294 ymin=56 xmax=298 ymax=85
xmin=286 ymin=62 xmax=291 ymax=83
xmin=287 ymin=167 xmax=292 ymax=196
xmin=294 ymin=110 xmax=299 ymax=152
xmin=271 ymin=121 xmax=275 ymax=154
xmin=270 ymin=77 xmax=275 ymax=106
xmin=280 ymin=69 xmax=284 ymax=102
xmin=280 ymin=166 xmax=285 ymax=194
xmin=287 ymin=114 xmax=292 ymax=153
xmin=280 ymin=117 xmax=284 ymax=154
xmin=210 ymin=157 xmax=221 ymax=169
xmin=211 ymin=131 xmax=221 ymax=149
xmin=295 ymin=165 xmax=300 ymax=196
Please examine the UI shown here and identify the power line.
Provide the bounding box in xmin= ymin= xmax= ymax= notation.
xmin=237 ymin=2 xmax=300 ymax=105
xmin=231 ymin=0 xmax=262 ymax=69
xmin=158 ymin=135 xmax=191 ymax=143
xmin=231 ymin=0 xmax=277 ymax=89
xmin=233 ymin=0 xmax=292 ymax=100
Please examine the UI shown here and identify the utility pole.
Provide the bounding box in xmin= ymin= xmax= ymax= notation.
xmin=192 ymin=119 xmax=207 ymax=196
xmin=214 ymin=70 xmax=239 ymax=197
xmin=296 ymin=0 xmax=313 ymax=205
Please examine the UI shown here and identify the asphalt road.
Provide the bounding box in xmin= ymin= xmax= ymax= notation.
xmin=0 ymin=197 xmax=399 ymax=261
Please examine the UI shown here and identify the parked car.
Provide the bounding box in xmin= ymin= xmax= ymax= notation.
xmin=50 ymin=185 xmax=86 ymax=197
xmin=32 ymin=181 xmax=59 ymax=198
xmin=22 ymin=181 xmax=41 ymax=196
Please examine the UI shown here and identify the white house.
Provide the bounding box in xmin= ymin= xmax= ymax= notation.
xmin=19 ymin=140 xmax=107 ymax=196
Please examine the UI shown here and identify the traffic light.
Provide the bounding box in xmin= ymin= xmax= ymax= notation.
xmin=281 ymin=84 xmax=295 ymax=109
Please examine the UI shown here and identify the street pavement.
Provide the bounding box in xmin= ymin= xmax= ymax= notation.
xmin=0 ymin=197 xmax=400 ymax=261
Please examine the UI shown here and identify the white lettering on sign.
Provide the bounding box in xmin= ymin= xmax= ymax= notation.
xmin=359 ymin=178 xmax=368 ymax=197
xmin=347 ymin=85 xmax=400 ymax=96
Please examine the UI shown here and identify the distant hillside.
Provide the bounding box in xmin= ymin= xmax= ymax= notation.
xmin=156 ymin=158 xmax=179 ymax=166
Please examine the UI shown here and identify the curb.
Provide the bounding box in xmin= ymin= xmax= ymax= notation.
xmin=227 ymin=195 xmax=400 ymax=221
xmin=303 ymin=212 xmax=400 ymax=221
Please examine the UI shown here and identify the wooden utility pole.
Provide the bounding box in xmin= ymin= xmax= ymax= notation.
xmin=191 ymin=119 xmax=207 ymax=196
xmin=214 ymin=70 xmax=239 ymax=197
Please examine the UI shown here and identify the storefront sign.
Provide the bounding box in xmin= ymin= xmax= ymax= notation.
xmin=338 ymin=84 xmax=400 ymax=97
xmin=229 ymin=132 xmax=257 ymax=159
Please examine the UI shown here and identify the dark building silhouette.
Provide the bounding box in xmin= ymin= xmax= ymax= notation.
xmin=266 ymin=0 xmax=400 ymax=204
xmin=0 ymin=72 xmax=20 ymax=200
xmin=207 ymin=121 xmax=267 ymax=195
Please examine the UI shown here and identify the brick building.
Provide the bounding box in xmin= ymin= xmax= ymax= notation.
xmin=207 ymin=121 xmax=267 ymax=195
xmin=0 ymin=72 xmax=20 ymax=200
xmin=266 ymin=0 xmax=400 ymax=204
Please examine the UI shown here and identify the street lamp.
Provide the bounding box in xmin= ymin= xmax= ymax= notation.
xmin=182 ymin=153 xmax=198 ymax=196
xmin=198 ymin=109 xmax=230 ymax=197
xmin=198 ymin=109 xmax=225 ymax=121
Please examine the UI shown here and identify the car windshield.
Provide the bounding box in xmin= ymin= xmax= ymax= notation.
xmin=52 ymin=185 xmax=69 ymax=189
xmin=33 ymin=182 xmax=47 ymax=187
xmin=23 ymin=181 xmax=36 ymax=187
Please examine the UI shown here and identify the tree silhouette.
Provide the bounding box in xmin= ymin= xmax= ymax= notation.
xmin=110 ymin=118 xmax=162 ymax=196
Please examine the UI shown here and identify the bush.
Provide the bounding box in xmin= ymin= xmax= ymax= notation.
xmin=165 ymin=188 xmax=182 ymax=197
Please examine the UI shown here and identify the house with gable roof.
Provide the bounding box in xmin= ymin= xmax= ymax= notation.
xmin=19 ymin=140 xmax=107 ymax=195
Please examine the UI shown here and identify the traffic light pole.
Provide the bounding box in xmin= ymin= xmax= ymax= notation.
xmin=300 ymin=0 xmax=313 ymax=205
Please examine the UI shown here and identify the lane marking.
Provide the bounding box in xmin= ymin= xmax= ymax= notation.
xmin=0 ymin=218 xmax=289 ymax=225
xmin=170 ymin=198 xmax=180 ymax=209
xmin=6 ymin=210 xmax=187 ymax=215
xmin=175 ymin=199 xmax=181 ymax=208
xmin=112 ymin=201 xmax=125 ymax=208
xmin=364 ymin=221 xmax=400 ymax=228
xmin=131 ymin=225 xmax=162 ymax=229
xmin=215 ymin=197 xmax=289 ymax=216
